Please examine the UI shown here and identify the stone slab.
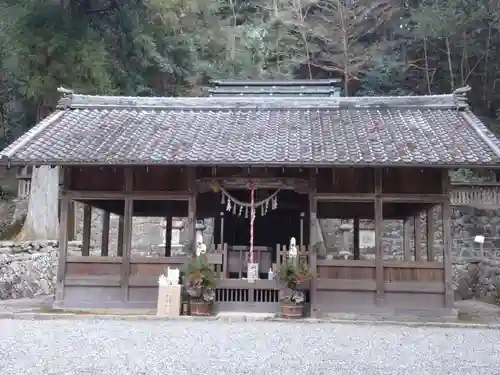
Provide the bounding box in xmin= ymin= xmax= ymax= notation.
xmin=1 ymin=311 xmax=500 ymax=329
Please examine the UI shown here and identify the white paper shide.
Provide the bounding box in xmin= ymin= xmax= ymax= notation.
xmin=158 ymin=267 xmax=180 ymax=286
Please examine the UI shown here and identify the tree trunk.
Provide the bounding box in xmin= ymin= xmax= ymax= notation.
xmin=19 ymin=166 xmax=60 ymax=240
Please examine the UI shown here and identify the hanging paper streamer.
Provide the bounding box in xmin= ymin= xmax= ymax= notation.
xmin=216 ymin=183 xmax=282 ymax=217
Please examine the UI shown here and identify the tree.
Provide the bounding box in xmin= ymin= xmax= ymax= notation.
xmin=18 ymin=166 xmax=60 ymax=240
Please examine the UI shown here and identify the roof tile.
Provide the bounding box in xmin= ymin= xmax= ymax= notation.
xmin=1 ymin=94 xmax=500 ymax=167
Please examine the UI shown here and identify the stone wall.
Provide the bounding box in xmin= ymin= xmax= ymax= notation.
xmin=0 ymin=240 xmax=95 ymax=299
xmin=454 ymin=259 xmax=500 ymax=305
xmin=0 ymin=240 xmax=59 ymax=299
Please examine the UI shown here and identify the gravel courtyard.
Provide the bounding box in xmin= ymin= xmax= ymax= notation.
xmin=0 ymin=320 xmax=499 ymax=375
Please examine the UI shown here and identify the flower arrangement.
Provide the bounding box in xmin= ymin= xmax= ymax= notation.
xmin=277 ymin=257 xmax=313 ymax=304
xmin=184 ymin=253 xmax=216 ymax=302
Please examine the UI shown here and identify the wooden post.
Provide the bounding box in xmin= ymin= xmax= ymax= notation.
xmin=414 ymin=214 xmax=422 ymax=261
xmin=219 ymin=211 xmax=225 ymax=247
xmin=56 ymin=196 xmax=70 ymax=305
xmin=67 ymin=201 xmax=75 ymax=241
xmin=55 ymin=166 xmax=71 ymax=306
xmin=413 ymin=214 xmax=422 ymax=262
xmin=442 ymin=171 xmax=454 ymax=308
xmin=164 ymin=215 xmax=172 ymax=257
xmin=403 ymin=218 xmax=411 ymax=261
xmin=426 ymin=207 xmax=435 ymax=261
xmin=300 ymin=212 xmax=304 ymax=248
xmin=187 ymin=167 xmax=197 ymax=255
xmin=101 ymin=211 xmax=110 ymax=257
xmin=121 ymin=167 xmax=134 ymax=303
xmin=223 ymin=243 xmax=229 ymax=279
xmin=82 ymin=204 xmax=91 ymax=256
xmin=353 ymin=218 xmax=360 ymax=260
xmin=308 ymin=169 xmax=318 ymax=318
xmin=374 ymin=168 xmax=384 ymax=306
xmin=117 ymin=216 xmax=124 ymax=257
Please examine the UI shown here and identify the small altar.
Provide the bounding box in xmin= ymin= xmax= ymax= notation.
xmin=227 ymin=245 xmax=273 ymax=279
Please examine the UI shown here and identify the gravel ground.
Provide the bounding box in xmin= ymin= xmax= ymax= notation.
xmin=0 ymin=320 xmax=499 ymax=375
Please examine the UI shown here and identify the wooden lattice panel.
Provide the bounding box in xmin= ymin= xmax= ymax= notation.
xmin=450 ymin=186 xmax=500 ymax=206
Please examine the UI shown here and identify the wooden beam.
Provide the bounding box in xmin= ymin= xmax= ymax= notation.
xmin=414 ymin=214 xmax=422 ymax=262
xmin=101 ymin=211 xmax=110 ymax=256
xmin=65 ymin=276 xmax=120 ymax=287
xmin=403 ymin=218 xmax=411 ymax=261
xmin=426 ymin=207 xmax=435 ymax=261
xmin=381 ymin=194 xmax=447 ymax=203
xmin=315 ymin=193 xmax=374 ymax=202
xmin=64 ymin=190 xmax=191 ymax=200
xmin=121 ymin=167 xmax=134 ymax=302
xmin=317 ymin=279 xmax=376 ymax=292
xmin=442 ymin=171 xmax=454 ymax=309
xmin=374 ymin=168 xmax=384 ymax=306
xmin=164 ymin=215 xmax=172 ymax=257
xmin=67 ymin=256 xmax=122 ymax=263
xmin=314 ymin=193 xmax=448 ymax=203
xmin=309 ymin=170 xmax=318 ymax=318
xmin=353 ymin=218 xmax=360 ymax=260
xmin=82 ymin=204 xmax=92 ymax=256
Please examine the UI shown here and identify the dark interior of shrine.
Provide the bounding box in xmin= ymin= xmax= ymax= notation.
xmin=212 ymin=189 xmax=309 ymax=249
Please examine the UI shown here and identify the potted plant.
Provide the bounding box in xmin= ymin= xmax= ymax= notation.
xmin=184 ymin=254 xmax=216 ymax=316
xmin=277 ymin=257 xmax=313 ymax=318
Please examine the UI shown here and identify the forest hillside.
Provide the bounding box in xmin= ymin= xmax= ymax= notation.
xmin=1 ymin=0 xmax=499 ymax=146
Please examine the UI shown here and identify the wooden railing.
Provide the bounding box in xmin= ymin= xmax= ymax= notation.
xmin=450 ymin=182 xmax=500 ymax=206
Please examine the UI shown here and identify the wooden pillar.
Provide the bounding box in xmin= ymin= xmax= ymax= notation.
xmin=442 ymin=171 xmax=454 ymax=308
xmin=219 ymin=211 xmax=225 ymax=247
xmin=164 ymin=215 xmax=172 ymax=257
xmin=121 ymin=167 xmax=133 ymax=302
xmin=187 ymin=167 xmax=197 ymax=254
xmin=82 ymin=204 xmax=91 ymax=256
xmin=426 ymin=207 xmax=435 ymax=261
xmin=414 ymin=214 xmax=422 ymax=261
xmin=353 ymin=218 xmax=360 ymax=260
xmin=55 ymin=166 xmax=70 ymax=305
xmin=308 ymin=169 xmax=318 ymax=318
xmin=403 ymin=218 xmax=411 ymax=261
xmin=374 ymin=168 xmax=384 ymax=306
xmin=101 ymin=211 xmax=110 ymax=257
xmin=67 ymin=201 xmax=75 ymax=241
xmin=117 ymin=216 xmax=124 ymax=257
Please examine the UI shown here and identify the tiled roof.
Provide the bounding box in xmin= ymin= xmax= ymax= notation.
xmin=2 ymin=88 xmax=500 ymax=167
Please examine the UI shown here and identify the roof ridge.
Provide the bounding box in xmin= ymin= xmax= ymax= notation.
xmin=56 ymin=90 xmax=469 ymax=111
xmin=461 ymin=109 xmax=500 ymax=159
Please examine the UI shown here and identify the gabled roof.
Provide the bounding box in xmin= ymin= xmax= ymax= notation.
xmin=2 ymin=86 xmax=500 ymax=167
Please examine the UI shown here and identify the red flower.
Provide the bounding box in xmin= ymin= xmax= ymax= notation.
xmin=296 ymin=275 xmax=304 ymax=281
